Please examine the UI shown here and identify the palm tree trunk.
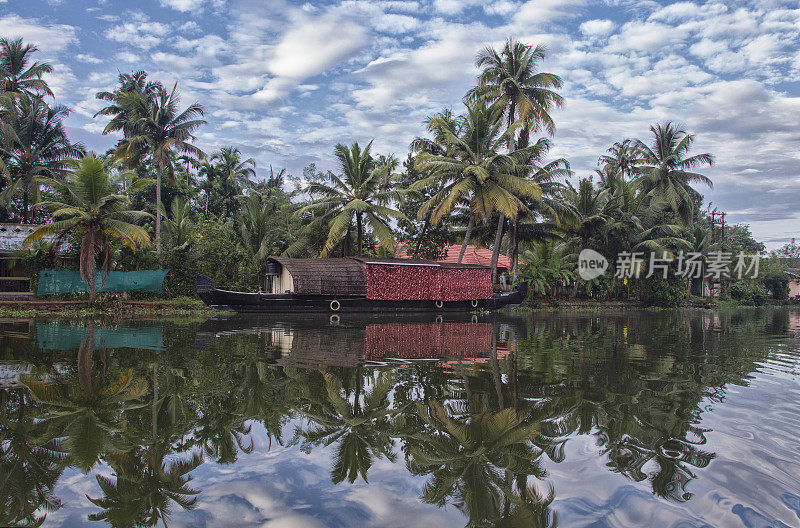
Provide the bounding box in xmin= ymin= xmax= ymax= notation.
xmin=490 ymin=214 xmax=505 ymax=287
xmin=510 ymin=220 xmax=519 ymax=283
xmin=22 ymin=189 xmax=28 ymax=224
xmin=356 ymin=212 xmax=363 ymax=256
xmin=156 ymin=164 xmax=162 ymax=260
xmin=458 ymin=214 xmax=474 ymax=264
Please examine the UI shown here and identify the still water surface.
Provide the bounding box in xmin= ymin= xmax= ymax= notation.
xmin=2 ymin=308 xmax=800 ymax=527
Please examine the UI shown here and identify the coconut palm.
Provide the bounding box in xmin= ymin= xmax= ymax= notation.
xmin=114 ymin=83 xmax=206 ymax=256
xmin=0 ymin=95 xmax=84 ymax=222
xmin=160 ymin=196 xmax=194 ymax=253
xmin=22 ymin=155 xmax=152 ymax=301
xmin=633 ymin=123 xmax=713 ymax=224
xmin=466 ymin=39 xmax=563 ymax=145
xmin=94 ymin=70 xmax=163 ymax=140
xmin=0 ymin=38 xmax=53 ymax=98
xmin=298 ymin=141 xmax=404 ymax=257
xmin=599 ymin=139 xmax=642 ymax=181
xmin=413 ymin=102 xmax=544 ymax=283
xmin=210 ymin=147 xmax=255 ymax=217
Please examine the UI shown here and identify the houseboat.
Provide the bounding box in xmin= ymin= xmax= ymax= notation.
xmin=195 ymin=257 xmax=528 ymax=313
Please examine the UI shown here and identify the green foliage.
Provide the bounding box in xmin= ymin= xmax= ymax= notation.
xmin=729 ymin=281 xmax=768 ymax=306
xmin=639 ymin=277 xmax=684 ymax=307
xmin=762 ymin=271 xmax=789 ymax=300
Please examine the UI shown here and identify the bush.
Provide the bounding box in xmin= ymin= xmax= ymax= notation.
xmin=730 ymin=280 xmax=768 ymax=306
xmin=762 ymin=271 xmax=790 ymax=300
xmin=639 ymin=277 xmax=684 ymax=307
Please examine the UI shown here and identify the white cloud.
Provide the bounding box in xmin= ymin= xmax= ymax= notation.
xmin=606 ymin=21 xmax=689 ymax=52
xmin=512 ymin=0 xmax=586 ymax=28
xmin=0 ymin=14 xmax=77 ymax=51
xmin=158 ymin=0 xmax=225 ymax=11
xmin=75 ymin=53 xmax=103 ymax=64
xmin=579 ymin=19 xmax=616 ymax=37
xmin=104 ymin=12 xmax=170 ymax=49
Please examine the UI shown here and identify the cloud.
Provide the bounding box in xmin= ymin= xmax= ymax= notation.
xmin=75 ymin=53 xmax=103 ymax=64
xmin=0 ymin=14 xmax=77 ymax=51
xmin=104 ymin=12 xmax=170 ymax=49
xmin=512 ymin=0 xmax=587 ymax=28
xmin=579 ymin=19 xmax=616 ymax=37
xmin=158 ymin=0 xmax=225 ymax=11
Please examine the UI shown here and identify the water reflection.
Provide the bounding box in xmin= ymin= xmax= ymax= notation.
xmin=0 ymin=309 xmax=799 ymax=527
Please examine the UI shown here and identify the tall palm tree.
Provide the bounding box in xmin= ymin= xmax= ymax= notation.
xmin=114 ymin=83 xmax=206 ymax=257
xmin=298 ymin=141 xmax=404 ymax=256
xmin=211 ymin=147 xmax=255 ymax=217
xmin=0 ymin=38 xmax=53 ymax=97
xmin=94 ymin=71 xmax=163 ymax=140
xmin=237 ymin=192 xmax=277 ymax=288
xmin=22 ymin=156 xmax=152 ymax=301
xmin=633 ymin=123 xmax=713 ymax=224
xmin=466 ymin=39 xmax=563 ymax=145
xmin=0 ymin=95 xmax=84 ymax=222
xmin=413 ymin=102 xmax=544 ymax=283
xmin=599 ymin=139 xmax=642 ymax=181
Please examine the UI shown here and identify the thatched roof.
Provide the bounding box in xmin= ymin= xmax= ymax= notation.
xmin=268 ymin=257 xmax=366 ymax=296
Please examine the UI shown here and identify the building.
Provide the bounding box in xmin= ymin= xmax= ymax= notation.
xmin=395 ymin=243 xmax=511 ymax=270
xmin=787 ymin=268 xmax=800 ymax=299
xmin=0 ymin=224 xmax=40 ymax=296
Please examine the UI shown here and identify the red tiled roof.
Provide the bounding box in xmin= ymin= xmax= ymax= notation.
xmin=396 ymin=244 xmax=511 ymax=269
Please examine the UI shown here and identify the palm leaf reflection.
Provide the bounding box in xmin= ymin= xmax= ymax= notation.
xmin=294 ymin=370 xmax=401 ymax=484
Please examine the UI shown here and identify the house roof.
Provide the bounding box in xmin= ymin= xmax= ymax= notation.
xmin=0 ymin=224 xmax=43 ymax=252
xmin=396 ymin=244 xmax=511 ymax=270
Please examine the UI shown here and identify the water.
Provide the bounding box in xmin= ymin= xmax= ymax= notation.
xmin=2 ymin=308 xmax=800 ymax=527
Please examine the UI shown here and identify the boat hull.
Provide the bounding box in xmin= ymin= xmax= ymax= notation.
xmin=196 ymin=274 xmax=527 ymax=313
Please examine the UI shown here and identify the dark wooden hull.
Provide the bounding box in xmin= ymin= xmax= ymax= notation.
xmin=195 ymin=274 xmax=527 ymax=313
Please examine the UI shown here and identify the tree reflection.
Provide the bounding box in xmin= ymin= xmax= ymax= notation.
xmin=19 ymin=327 xmax=147 ymax=472
xmin=294 ymin=369 xmax=400 ymax=484
xmin=0 ymin=390 xmax=66 ymax=527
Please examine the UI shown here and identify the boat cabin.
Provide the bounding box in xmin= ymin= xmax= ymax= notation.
xmin=264 ymin=257 xmax=493 ymax=301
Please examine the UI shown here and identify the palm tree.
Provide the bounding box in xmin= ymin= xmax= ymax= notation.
xmin=211 ymin=147 xmax=255 ymax=217
xmin=404 ymin=401 xmax=543 ymax=525
xmin=633 ymin=123 xmax=713 ymax=224
xmin=599 ymin=139 xmax=642 ymax=181
xmin=413 ymin=102 xmax=544 ymax=283
xmin=0 ymin=95 xmax=84 ymax=222
xmin=197 ymin=159 xmax=216 ymax=216
xmin=160 ymin=196 xmax=194 ymax=253
xmin=22 ymin=155 xmax=152 ymax=301
xmin=94 ymin=70 xmax=163 ymax=141
xmin=237 ymin=192 xmax=277 ymax=288
xmin=466 ymin=39 xmax=563 ymax=145
xmin=0 ymin=38 xmax=53 ymax=97
xmin=114 ymin=83 xmax=206 ymax=257
xmin=298 ymin=141 xmax=404 ymax=256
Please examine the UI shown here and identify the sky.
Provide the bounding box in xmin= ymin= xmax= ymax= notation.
xmin=0 ymin=0 xmax=799 ymax=248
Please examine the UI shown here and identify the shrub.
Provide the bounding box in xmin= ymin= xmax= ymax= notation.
xmin=762 ymin=271 xmax=789 ymax=300
xmin=730 ymin=280 xmax=768 ymax=306
xmin=640 ymin=277 xmax=683 ymax=307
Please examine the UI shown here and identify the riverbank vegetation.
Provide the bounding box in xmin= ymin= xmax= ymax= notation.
xmin=0 ymin=37 xmax=795 ymax=305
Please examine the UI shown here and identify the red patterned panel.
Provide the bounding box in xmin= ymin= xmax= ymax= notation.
xmin=441 ymin=268 xmax=493 ymax=301
xmin=365 ymin=264 xmax=443 ymax=300
xmin=365 ymin=323 xmax=492 ymax=360
xmin=441 ymin=322 xmax=492 ymax=356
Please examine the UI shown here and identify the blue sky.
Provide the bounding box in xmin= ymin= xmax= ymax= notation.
xmin=1 ymin=0 xmax=799 ymax=247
